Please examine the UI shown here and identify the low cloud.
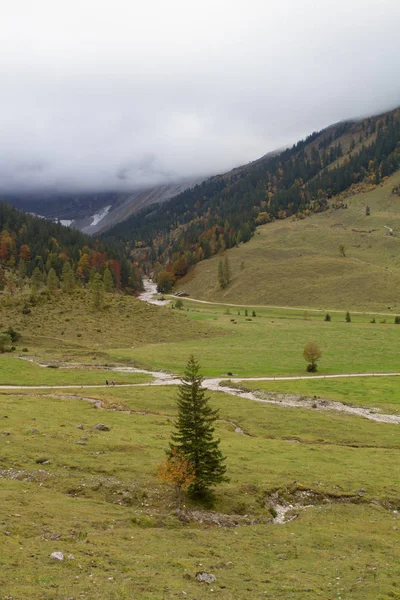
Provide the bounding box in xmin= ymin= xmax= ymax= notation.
xmin=1 ymin=0 xmax=399 ymax=195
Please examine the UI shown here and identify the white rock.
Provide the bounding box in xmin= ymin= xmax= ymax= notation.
xmin=50 ymin=551 xmax=64 ymax=561
xmin=195 ymin=572 xmax=216 ymax=584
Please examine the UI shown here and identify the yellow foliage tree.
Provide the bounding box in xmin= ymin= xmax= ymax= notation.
xmin=157 ymin=448 xmax=195 ymax=509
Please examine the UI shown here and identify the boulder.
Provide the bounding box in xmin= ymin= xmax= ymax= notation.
xmin=93 ymin=424 xmax=110 ymax=431
xmin=195 ymin=572 xmax=216 ymax=584
xmin=50 ymin=552 xmax=64 ymax=561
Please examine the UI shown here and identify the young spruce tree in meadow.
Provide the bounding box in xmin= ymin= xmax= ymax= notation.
xmin=103 ymin=267 xmax=114 ymax=292
xmin=170 ymin=355 xmax=227 ymax=500
xmin=47 ymin=268 xmax=59 ymax=294
xmin=61 ymin=261 xmax=75 ymax=293
xmin=90 ymin=273 xmax=104 ymax=310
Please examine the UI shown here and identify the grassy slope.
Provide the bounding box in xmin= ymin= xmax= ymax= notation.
xmin=177 ymin=171 xmax=400 ymax=311
xmin=0 ymin=290 xmax=221 ymax=363
xmin=2 ymin=386 xmax=400 ymax=599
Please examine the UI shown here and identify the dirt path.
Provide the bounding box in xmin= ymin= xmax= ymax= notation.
xmin=164 ymin=290 xmax=396 ymax=316
xmin=4 ymin=357 xmax=400 ymax=424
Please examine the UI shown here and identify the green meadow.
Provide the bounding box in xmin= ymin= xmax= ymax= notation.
xmin=1 ymin=385 xmax=400 ymax=599
xmin=114 ymin=309 xmax=400 ymax=377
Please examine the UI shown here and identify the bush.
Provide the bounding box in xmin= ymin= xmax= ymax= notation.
xmin=252 ymin=310 xmax=256 ymax=317
xmin=22 ymin=303 xmax=31 ymax=315
xmin=175 ymin=299 xmax=184 ymax=310
xmin=268 ymin=506 xmax=278 ymax=519
xmin=395 ymin=316 xmax=400 ymax=324
xmin=324 ymin=314 xmax=331 ymax=322
xmin=370 ymin=318 xmax=376 ymax=323
xmin=0 ymin=333 xmax=12 ymax=353
xmin=5 ymin=327 xmax=21 ymax=342
xmin=345 ymin=311 xmax=351 ymax=323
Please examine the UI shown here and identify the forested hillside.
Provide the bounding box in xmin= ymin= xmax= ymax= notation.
xmin=0 ymin=202 xmax=141 ymax=293
xmin=105 ymin=108 xmax=400 ymax=286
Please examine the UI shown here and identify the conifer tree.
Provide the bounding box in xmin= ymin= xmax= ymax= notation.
xmin=90 ymin=272 xmax=104 ymax=310
xmin=218 ymin=260 xmax=226 ymax=288
xmin=61 ymin=261 xmax=75 ymax=293
xmin=47 ymin=267 xmax=59 ymax=294
xmin=31 ymin=266 xmax=43 ymax=294
xmin=223 ymin=255 xmax=231 ymax=286
xmin=0 ymin=267 xmax=6 ymax=291
xmin=103 ymin=267 xmax=114 ymax=292
xmin=170 ymin=355 xmax=227 ymax=499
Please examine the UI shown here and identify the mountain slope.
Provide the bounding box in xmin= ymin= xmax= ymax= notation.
xmin=175 ymin=170 xmax=400 ymax=311
xmin=105 ymin=107 xmax=400 ymax=285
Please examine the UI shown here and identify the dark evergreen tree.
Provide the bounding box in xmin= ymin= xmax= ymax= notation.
xmin=218 ymin=260 xmax=226 ymax=288
xmin=90 ymin=273 xmax=104 ymax=310
xmin=170 ymin=355 xmax=227 ymax=499
xmin=223 ymin=255 xmax=231 ymax=286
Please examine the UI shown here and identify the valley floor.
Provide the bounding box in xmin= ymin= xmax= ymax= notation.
xmin=1 ymin=283 xmax=400 ymax=598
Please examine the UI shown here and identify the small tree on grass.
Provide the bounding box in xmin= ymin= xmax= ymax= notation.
xmin=157 ymin=448 xmax=195 ymax=509
xmin=175 ymin=298 xmax=183 ymax=310
xmin=303 ymin=342 xmax=322 ymax=372
xmin=103 ymin=267 xmax=114 ymax=292
xmin=0 ymin=333 xmax=12 ymax=353
xmin=61 ymin=261 xmax=75 ymax=294
xmin=90 ymin=273 xmax=104 ymax=310
xmin=345 ymin=311 xmax=351 ymax=323
xmin=47 ymin=268 xmax=59 ymax=294
xmin=324 ymin=313 xmax=331 ymax=322
xmin=170 ymin=355 xmax=227 ymax=500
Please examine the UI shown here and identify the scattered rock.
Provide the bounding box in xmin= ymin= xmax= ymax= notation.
xmin=50 ymin=551 xmax=64 ymax=561
xmin=49 ymin=533 xmax=61 ymax=540
xmin=195 ymin=572 xmax=216 ymax=584
xmin=68 ymin=553 xmax=75 ymax=560
xmin=31 ymin=429 xmax=39 ymax=434
xmin=36 ymin=458 xmax=50 ymax=464
xmin=93 ymin=424 xmax=111 ymax=431
xmin=76 ymin=424 xmax=84 ymax=430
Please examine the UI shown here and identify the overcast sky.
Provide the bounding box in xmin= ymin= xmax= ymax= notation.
xmin=1 ymin=0 xmax=400 ymax=194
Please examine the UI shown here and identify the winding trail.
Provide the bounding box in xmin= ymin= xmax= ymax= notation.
xmin=4 ymin=283 xmax=400 ymax=424
xmin=3 ymin=359 xmax=400 ymax=424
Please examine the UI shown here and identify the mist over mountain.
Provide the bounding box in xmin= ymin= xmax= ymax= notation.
xmin=1 ymin=0 xmax=400 ymax=198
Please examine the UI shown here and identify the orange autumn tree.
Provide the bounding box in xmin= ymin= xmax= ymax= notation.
xmin=157 ymin=447 xmax=194 ymax=509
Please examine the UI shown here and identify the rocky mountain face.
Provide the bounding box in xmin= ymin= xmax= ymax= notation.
xmin=2 ymin=178 xmax=202 ymax=235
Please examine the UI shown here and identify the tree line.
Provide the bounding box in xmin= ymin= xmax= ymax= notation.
xmin=0 ymin=202 xmax=142 ymax=294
